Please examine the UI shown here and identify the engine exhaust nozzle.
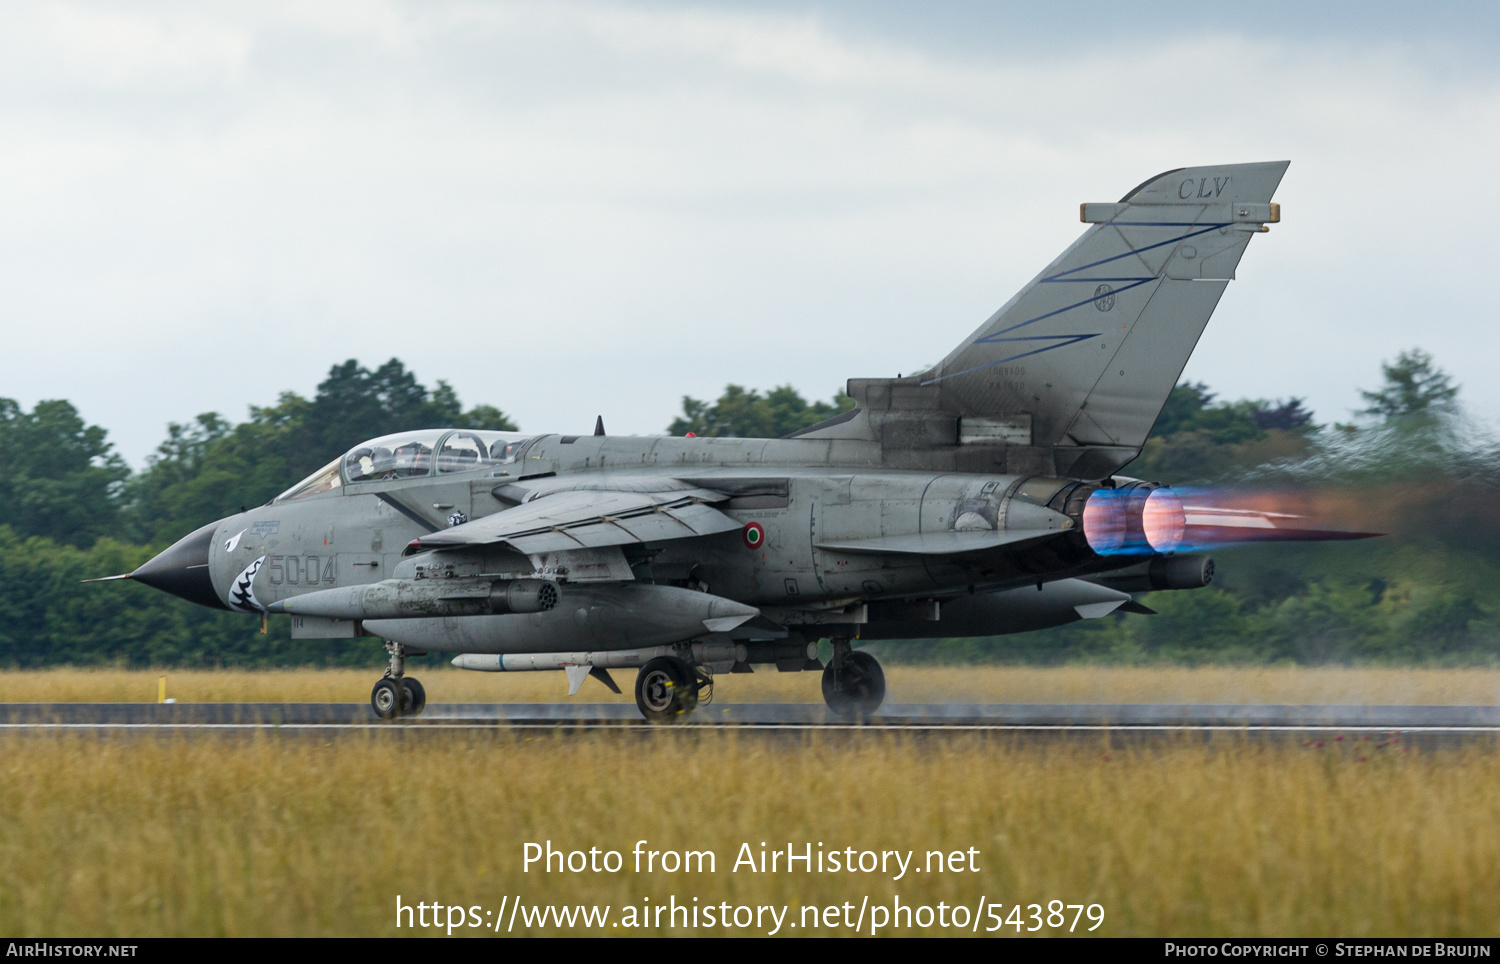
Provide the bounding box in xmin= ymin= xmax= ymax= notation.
xmin=1142 ymin=488 xmax=1186 ymax=553
xmin=1082 ymin=484 xmax=1185 ymax=556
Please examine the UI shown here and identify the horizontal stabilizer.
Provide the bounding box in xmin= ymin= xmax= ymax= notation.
xmin=860 ymin=578 xmax=1132 ymax=639
xmin=1185 ymin=525 xmax=1382 ymax=547
xmin=815 ymin=528 xmax=1063 ymax=556
xmin=1181 ymin=506 xmax=1381 ymax=548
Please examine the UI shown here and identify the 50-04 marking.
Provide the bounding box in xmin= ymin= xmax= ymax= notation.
xmin=265 ymin=555 xmax=337 ymax=586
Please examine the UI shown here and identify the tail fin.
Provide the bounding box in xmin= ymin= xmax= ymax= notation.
xmin=797 ymin=161 xmax=1289 ymax=478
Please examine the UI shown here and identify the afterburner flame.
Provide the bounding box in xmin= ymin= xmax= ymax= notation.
xmin=1171 ymin=487 xmax=1380 ymax=551
xmin=1143 ymin=488 xmax=1187 ymax=553
xmin=1082 ymin=485 xmax=1375 ymax=557
xmin=1082 ymin=489 xmax=1128 ymax=554
xmin=1083 ymin=485 xmax=1188 ymax=555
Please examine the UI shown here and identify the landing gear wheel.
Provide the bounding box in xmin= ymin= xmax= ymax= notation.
xmin=821 ymin=650 xmax=886 ymax=719
xmin=371 ymin=677 xmax=403 ymax=719
xmin=401 ymin=677 xmax=426 ymax=717
xmin=635 ymin=656 xmax=699 ymax=722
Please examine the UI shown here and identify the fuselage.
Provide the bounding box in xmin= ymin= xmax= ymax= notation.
xmin=194 ymin=431 xmax=1119 ymax=626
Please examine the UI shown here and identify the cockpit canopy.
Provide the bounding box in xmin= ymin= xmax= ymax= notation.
xmin=274 ymin=429 xmax=533 ymax=503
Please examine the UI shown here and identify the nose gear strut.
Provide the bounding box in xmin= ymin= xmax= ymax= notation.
xmin=371 ymin=640 xmax=427 ymax=719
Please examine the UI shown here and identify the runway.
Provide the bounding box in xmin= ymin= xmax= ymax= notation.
xmin=3 ymin=702 xmax=1499 ymax=745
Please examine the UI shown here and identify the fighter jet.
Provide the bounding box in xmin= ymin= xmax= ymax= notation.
xmin=110 ymin=161 xmax=1362 ymax=720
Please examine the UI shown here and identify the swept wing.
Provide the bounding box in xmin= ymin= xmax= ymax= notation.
xmin=411 ymin=484 xmax=740 ymax=553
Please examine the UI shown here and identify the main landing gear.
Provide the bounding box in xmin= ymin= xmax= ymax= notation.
xmin=627 ymin=640 xmax=886 ymax=721
xmin=821 ymin=638 xmax=886 ymax=718
xmin=371 ymin=641 xmax=427 ymax=720
xmin=634 ymin=655 xmax=713 ymax=723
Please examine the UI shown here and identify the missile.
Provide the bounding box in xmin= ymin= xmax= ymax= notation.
xmin=452 ymin=640 xmax=821 ymax=696
xmin=265 ymin=578 xmax=558 ymax=620
xmin=454 ymin=642 xmax=748 ymax=696
xmin=452 ymin=640 xmax=745 ymax=672
xmin=365 ymin=583 xmax=759 ymax=653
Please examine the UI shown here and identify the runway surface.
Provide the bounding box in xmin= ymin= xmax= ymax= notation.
xmin=3 ymin=702 xmax=1499 ymax=745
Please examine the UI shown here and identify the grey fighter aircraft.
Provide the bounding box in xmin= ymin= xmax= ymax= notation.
xmin=108 ymin=160 xmax=1362 ymax=720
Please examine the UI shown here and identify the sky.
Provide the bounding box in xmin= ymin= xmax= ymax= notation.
xmin=2 ymin=0 xmax=1498 ymax=465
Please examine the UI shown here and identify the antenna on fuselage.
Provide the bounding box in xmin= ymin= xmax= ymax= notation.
xmin=594 ymin=416 xmax=605 ymax=436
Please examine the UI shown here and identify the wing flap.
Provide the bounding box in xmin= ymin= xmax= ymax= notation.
xmin=556 ymin=524 xmax=638 ymax=549
xmin=607 ymin=512 xmax=698 ymax=541
xmin=663 ymin=501 xmax=744 ymax=536
xmin=505 ymin=531 xmax=589 ymax=553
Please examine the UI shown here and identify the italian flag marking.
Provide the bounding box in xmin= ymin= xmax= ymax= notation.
xmin=742 ymin=521 xmax=765 ymax=550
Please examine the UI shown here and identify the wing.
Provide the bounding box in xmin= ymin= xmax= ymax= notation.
xmin=411 ymin=486 xmax=741 ymax=553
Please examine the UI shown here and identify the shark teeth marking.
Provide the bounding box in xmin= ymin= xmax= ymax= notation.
xmin=227 ymin=555 xmax=267 ymax=612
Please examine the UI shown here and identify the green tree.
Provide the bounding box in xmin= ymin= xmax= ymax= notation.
xmin=668 ymin=385 xmax=854 ymax=438
xmin=0 ymin=399 xmax=129 ymax=546
xmin=124 ymin=415 xmax=296 ymax=546
xmin=1150 ymin=382 xmax=1317 ymax=442
xmin=1357 ymin=348 xmax=1459 ymax=420
xmin=1150 ymin=381 xmax=1220 ymax=437
xmin=1149 ymin=382 xmax=1266 ymax=444
xmin=1123 ymin=382 xmax=1316 ymax=484
xmin=453 ymin=404 xmax=519 ymax=432
xmin=286 ymin=360 xmax=517 ymax=478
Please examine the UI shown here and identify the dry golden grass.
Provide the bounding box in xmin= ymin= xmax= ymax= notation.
xmin=0 ymin=732 xmax=1495 ymax=937
xmin=5 ymin=664 xmax=1500 ymax=705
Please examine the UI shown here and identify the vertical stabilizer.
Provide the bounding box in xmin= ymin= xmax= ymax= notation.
xmin=796 ymin=161 xmax=1289 ymax=478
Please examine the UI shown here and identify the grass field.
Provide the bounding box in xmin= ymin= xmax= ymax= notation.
xmin=0 ymin=730 xmax=1495 ymax=937
xmin=5 ymin=664 xmax=1499 ymax=705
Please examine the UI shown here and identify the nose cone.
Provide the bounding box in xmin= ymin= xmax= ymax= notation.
xmin=132 ymin=521 xmax=230 ymax=610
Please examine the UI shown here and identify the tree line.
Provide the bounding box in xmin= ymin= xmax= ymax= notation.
xmin=0 ymin=349 xmax=1494 ymax=667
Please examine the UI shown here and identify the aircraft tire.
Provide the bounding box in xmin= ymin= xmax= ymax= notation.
xmin=401 ymin=677 xmax=427 ymax=717
xmin=371 ymin=677 xmax=403 ymax=719
xmin=635 ymin=656 xmax=699 ymax=722
xmin=821 ymin=651 xmax=886 ymax=719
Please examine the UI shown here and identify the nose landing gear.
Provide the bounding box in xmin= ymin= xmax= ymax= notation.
xmin=371 ymin=677 xmax=403 ymax=718
xmin=371 ymin=641 xmax=427 ymax=719
xmin=821 ymin=639 xmax=886 ymax=718
xmin=400 ymin=676 xmax=427 ymax=716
